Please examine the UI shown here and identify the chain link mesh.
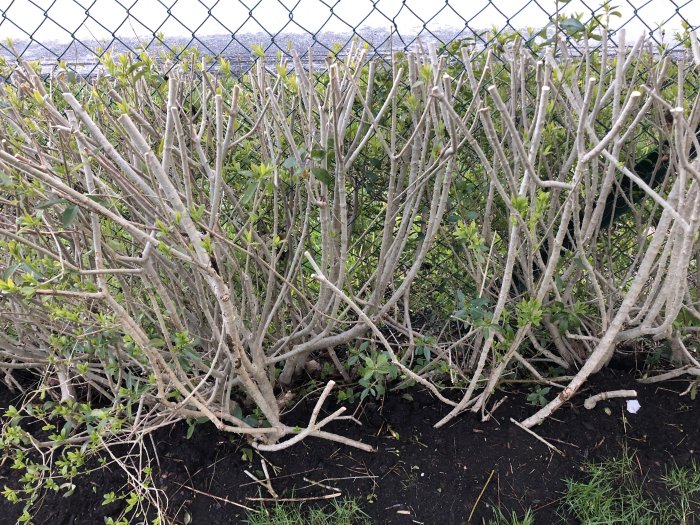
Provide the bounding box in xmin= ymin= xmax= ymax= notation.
xmin=1 ymin=1 xmax=697 ymax=75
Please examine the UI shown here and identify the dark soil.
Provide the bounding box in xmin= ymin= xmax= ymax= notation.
xmin=1 ymin=369 xmax=698 ymax=524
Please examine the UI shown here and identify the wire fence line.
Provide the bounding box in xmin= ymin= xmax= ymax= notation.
xmin=0 ymin=0 xmax=698 ymax=76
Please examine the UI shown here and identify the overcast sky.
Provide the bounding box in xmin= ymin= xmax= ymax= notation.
xmin=0 ymin=0 xmax=696 ymax=43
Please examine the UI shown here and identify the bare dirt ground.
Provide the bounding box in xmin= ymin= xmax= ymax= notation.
xmin=1 ymin=367 xmax=697 ymax=524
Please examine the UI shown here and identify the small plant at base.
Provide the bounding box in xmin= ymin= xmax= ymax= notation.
xmin=356 ymin=350 xmax=399 ymax=401
xmin=346 ymin=342 xmax=399 ymax=401
xmin=0 ymin=400 xmax=164 ymax=524
xmin=526 ymin=385 xmax=551 ymax=407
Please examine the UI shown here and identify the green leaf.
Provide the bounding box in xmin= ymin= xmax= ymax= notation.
xmin=310 ymin=146 xmax=326 ymax=161
xmin=453 ymin=309 xmax=468 ymax=320
xmin=243 ymin=415 xmax=259 ymax=427
xmin=132 ymin=70 xmax=147 ymax=84
xmin=471 ymin=297 xmax=490 ymax=308
xmin=560 ymin=18 xmax=585 ymax=35
xmin=102 ymin=491 xmax=117 ymax=505
xmin=85 ymin=194 xmax=107 ymax=204
xmin=36 ymin=197 xmax=68 ymax=209
xmin=241 ymin=180 xmax=258 ymax=205
xmin=61 ymin=420 xmax=73 ymax=437
xmin=312 ymin=167 xmax=334 ymax=186
xmin=282 ymin=156 xmax=297 ymax=169
xmin=251 ymin=44 xmax=265 ymax=59
xmin=511 ymin=195 xmax=529 ymax=216
xmin=0 ymin=172 xmax=13 ymax=188
xmin=61 ymin=205 xmax=80 ymax=228
xmin=2 ymin=263 xmax=20 ymax=281
xmin=126 ymin=61 xmax=146 ymax=75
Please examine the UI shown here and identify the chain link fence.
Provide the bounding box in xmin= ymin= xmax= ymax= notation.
xmin=0 ymin=1 xmax=698 ymax=76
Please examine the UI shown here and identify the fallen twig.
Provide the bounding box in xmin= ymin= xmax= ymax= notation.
xmin=467 ymin=469 xmax=494 ymax=523
xmin=638 ymin=367 xmax=700 ymax=384
xmin=176 ymin=482 xmax=255 ymax=511
xmin=302 ymin=477 xmax=341 ymax=493
xmin=246 ymin=493 xmax=342 ymax=502
xmin=244 ymin=467 xmax=278 ymax=499
xmin=509 ymin=418 xmax=565 ymax=456
xmin=583 ymin=389 xmax=637 ymax=409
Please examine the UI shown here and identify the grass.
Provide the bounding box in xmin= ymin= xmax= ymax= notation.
xmin=489 ymin=508 xmax=536 ymax=525
xmin=245 ymin=498 xmax=371 ymax=525
xmin=561 ymin=448 xmax=700 ymax=524
xmin=244 ymin=450 xmax=700 ymax=525
xmin=486 ymin=449 xmax=700 ymax=525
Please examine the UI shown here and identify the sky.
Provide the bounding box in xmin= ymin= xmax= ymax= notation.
xmin=0 ymin=0 xmax=696 ymax=44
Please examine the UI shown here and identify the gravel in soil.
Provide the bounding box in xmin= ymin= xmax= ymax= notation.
xmin=0 ymin=369 xmax=697 ymax=524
